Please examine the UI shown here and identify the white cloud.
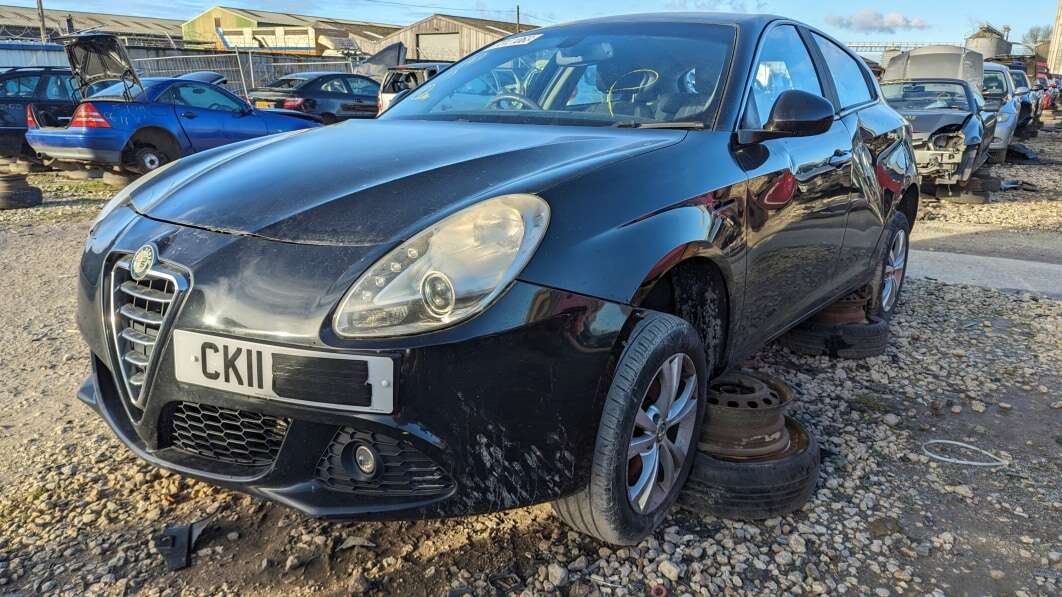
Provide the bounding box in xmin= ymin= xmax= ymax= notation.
xmin=826 ymin=8 xmax=931 ymax=34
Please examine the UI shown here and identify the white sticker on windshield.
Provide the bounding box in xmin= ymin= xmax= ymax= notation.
xmin=492 ymin=34 xmax=542 ymax=49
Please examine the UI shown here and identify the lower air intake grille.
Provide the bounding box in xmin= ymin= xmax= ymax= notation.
xmin=166 ymin=402 xmax=290 ymax=467
xmin=316 ymin=428 xmax=453 ymax=496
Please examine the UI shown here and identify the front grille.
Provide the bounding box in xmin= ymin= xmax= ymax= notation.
xmin=316 ymin=428 xmax=454 ymax=497
xmin=164 ymin=401 xmax=290 ymax=466
xmin=109 ymin=256 xmax=184 ymax=411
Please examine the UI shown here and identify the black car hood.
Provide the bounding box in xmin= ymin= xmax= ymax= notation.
xmin=897 ymin=110 xmax=971 ymax=136
xmin=134 ymin=120 xmax=683 ymax=246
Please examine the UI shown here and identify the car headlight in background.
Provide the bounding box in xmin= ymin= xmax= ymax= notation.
xmin=333 ymin=194 xmax=550 ymax=338
xmin=997 ymin=112 xmax=1012 ymax=123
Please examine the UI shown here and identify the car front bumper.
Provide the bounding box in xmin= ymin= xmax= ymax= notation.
xmin=77 ymin=213 xmax=634 ymax=519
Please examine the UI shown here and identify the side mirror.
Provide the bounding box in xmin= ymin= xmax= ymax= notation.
xmin=1016 ymin=86 xmax=1030 ymax=95
xmin=737 ymin=90 xmax=835 ymax=145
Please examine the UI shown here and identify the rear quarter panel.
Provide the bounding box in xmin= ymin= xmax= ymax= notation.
xmin=258 ymin=111 xmax=322 ymax=133
xmin=91 ymin=101 xmax=193 ymax=154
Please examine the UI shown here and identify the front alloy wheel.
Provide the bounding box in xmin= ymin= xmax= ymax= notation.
xmin=552 ymin=312 xmax=707 ymax=545
xmin=628 ymin=353 xmax=699 ymax=514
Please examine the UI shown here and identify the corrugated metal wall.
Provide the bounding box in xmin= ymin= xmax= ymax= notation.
xmin=0 ymin=42 xmax=67 ymax=68
xmin=375 ymin=16 xmax=504 ymax=60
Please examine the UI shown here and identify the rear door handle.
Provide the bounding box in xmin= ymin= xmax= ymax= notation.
xmin=828 ymin=149 xmax=852 ymax=168
xmin=181 ymin=112 xmax=197 ymax=119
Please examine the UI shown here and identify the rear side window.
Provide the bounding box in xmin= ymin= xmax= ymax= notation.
xmin=345 ymin=76 xmax=378 ymax=95
xmin=812 ymin=34 xmax=873 ymax=109
xmin=318 ymin=77 xmax=350 ymax=94
xmin=746 ymin=25 xmax=824 ymax=128
xmin=42 ymin=75 xmax=77 ymax=100
xmin=0 ymin=75 xmax=41 ymax=98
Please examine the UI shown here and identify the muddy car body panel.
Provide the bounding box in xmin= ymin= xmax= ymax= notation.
xmin=76 ymin=13 xmax=916 ymax=519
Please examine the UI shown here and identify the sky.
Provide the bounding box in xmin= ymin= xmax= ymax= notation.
xmin=10 ymin=0 xmax=1060 ymax=46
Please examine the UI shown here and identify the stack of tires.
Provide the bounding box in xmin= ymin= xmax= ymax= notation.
xmin=0 ymin=173 xmax=42 ymax=209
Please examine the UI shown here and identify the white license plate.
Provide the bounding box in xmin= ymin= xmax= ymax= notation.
xmin=172 ymin=330 xmax=394 ymax=413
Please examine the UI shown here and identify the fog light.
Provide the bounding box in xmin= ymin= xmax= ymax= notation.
xmin=354 ymin=444 xmax=377 ymax=476
xmin=421 ymin=271 xmax=456 ymax=317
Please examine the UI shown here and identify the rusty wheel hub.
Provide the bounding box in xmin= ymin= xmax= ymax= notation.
xmin=698 ymin=371 xmax=793 ymax=459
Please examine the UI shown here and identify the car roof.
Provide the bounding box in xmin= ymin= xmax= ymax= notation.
xmin=983 ymin=63 xmax=1010 ymax=71
xmin=558 ymin=11 xmax=782 ymax=29
xmin=276 ymin=71 xmax=348 ymax=79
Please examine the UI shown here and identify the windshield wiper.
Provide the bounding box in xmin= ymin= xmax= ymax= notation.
xmin=611 ymin=121 xmax=705 ymax=129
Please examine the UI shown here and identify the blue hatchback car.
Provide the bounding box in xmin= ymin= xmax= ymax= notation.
xmin=26 ymin=34 xmax=320 ymax=173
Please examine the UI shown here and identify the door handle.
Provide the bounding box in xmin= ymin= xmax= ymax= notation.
xmin=828 ymin=149 xmax=852 ymax=168
xmin=181 ymin=112 xmax=197 ymax=119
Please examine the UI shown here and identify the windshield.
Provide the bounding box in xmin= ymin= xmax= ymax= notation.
xmin=881 ymin=82 xmax=970 ymax=111
xmin=381 ymin=22 xmax=737 ymax=128
xmin=1010 ymin=70 xmax=1030 ymax=89
xmin=983 ymin=71 xmax=1009 ymax=96
xmin=262 ymin=77 xmax=308 ymax=89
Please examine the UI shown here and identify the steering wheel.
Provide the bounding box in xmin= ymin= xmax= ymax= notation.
xmin=486 ymin=94 xmax=543 ymax=111
xmin=606 ymin=69 xmax=660 ymax=116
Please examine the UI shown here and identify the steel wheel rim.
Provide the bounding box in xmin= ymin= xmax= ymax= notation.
xmin=881 ymin=228 xmax=907 ymax=312
xmin=627 ymin=353 xmax=698 ymax=514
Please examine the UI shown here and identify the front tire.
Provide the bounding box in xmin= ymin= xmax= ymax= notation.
xmin=868 ymin=210 xmax=910 ymax=320
xmin=553 ymin=312 xmax=707 ymax=545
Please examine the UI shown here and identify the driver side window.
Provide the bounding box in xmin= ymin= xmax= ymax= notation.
xmin=165 ymin=83 xmax=243 ymax=112
xmin=745 ymin=25 xmax=823 ymax=128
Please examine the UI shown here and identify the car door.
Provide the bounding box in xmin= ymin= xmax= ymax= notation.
xmin=734 ymin=24 xmax=853 ymax=346
xmin=344 ymin=76 xmax=380 ymax=118
xmin=165 ymin=82 xmax=265 ymax=151
xmin=0 ymin=74 xmax=42 ymax=155
xmin=808 ymin=32 xmax=894 ymax=286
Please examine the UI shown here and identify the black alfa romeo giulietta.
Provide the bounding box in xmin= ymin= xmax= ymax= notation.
xmin=76 ymin=13 xmax=917 ymax=544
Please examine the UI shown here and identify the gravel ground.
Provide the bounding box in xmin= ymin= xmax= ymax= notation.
xmin=0 ymin=173 xmax=114 ymax=228
xmin=1 ymin=146 xmax=1061 ymax=596
xmin=919 ymin=121 xmax=1062 ymax=233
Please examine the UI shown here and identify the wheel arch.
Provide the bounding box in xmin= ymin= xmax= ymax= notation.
xmin=122 ymin=126 xmax=182 ymax=162
xmin=895 ymin=183 xmax=919 ymax=228
xmin=630 ymin=249 xmax=736 ymax=375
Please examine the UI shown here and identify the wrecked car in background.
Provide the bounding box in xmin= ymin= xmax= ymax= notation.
xmin=25 ymin=33 xmax=320 ymax=173
xmin=982 ymin=62 xmax=1021 ymax=164
xmin=883 ymin=46 xmax=996 ymax=198
xmin=75 ymin=13 xmax=917 ymax=546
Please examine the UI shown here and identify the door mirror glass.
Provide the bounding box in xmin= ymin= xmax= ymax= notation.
xmin=739 ymin=89 xmax=834 ymax=144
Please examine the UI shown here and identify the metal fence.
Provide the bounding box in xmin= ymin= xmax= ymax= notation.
xmin=132 ymin=51 xmax=362 ymax=97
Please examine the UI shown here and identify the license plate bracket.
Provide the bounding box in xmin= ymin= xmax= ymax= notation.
xmin=172 ymin=330 xmax=394 ymax=413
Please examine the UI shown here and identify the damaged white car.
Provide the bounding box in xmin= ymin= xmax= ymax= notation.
xmin=882 ymin=46 xmax=997 ymax=201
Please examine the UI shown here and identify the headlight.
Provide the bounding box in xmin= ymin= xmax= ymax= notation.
xmin=90 ymin=160 xmax=179 ymax=232
xmin=333 ymin=194 xmax=550 ymax=338
xmin=997 ymin=112 xmax=1011 ymax=123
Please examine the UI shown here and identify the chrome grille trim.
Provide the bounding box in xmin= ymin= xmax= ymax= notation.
xmin=109 ymin=255 xmax=187 ymax=412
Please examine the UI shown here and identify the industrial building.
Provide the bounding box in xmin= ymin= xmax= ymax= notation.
xmin=374 ymin=14 xmax=538 ymax=61
xmin=180 ymin=6 xmax=400 ymax=57
xmin=0 ymin=4 xmax=188 ymax=47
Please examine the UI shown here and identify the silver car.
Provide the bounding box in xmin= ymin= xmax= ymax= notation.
xmin=983 ymin=62 xmax=1020 ymax=163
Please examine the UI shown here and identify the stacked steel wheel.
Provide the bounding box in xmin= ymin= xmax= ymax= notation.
xmin=680 ymin=371 xmax=819 ymax=520
xmin=778 ymin=287 xmax=890 ymax=359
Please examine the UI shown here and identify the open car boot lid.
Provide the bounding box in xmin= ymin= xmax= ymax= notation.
xmin=59 ymin=32 xmax=143 ymax=98
xmin=882 ymin=45 xmax=985 ymax=91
